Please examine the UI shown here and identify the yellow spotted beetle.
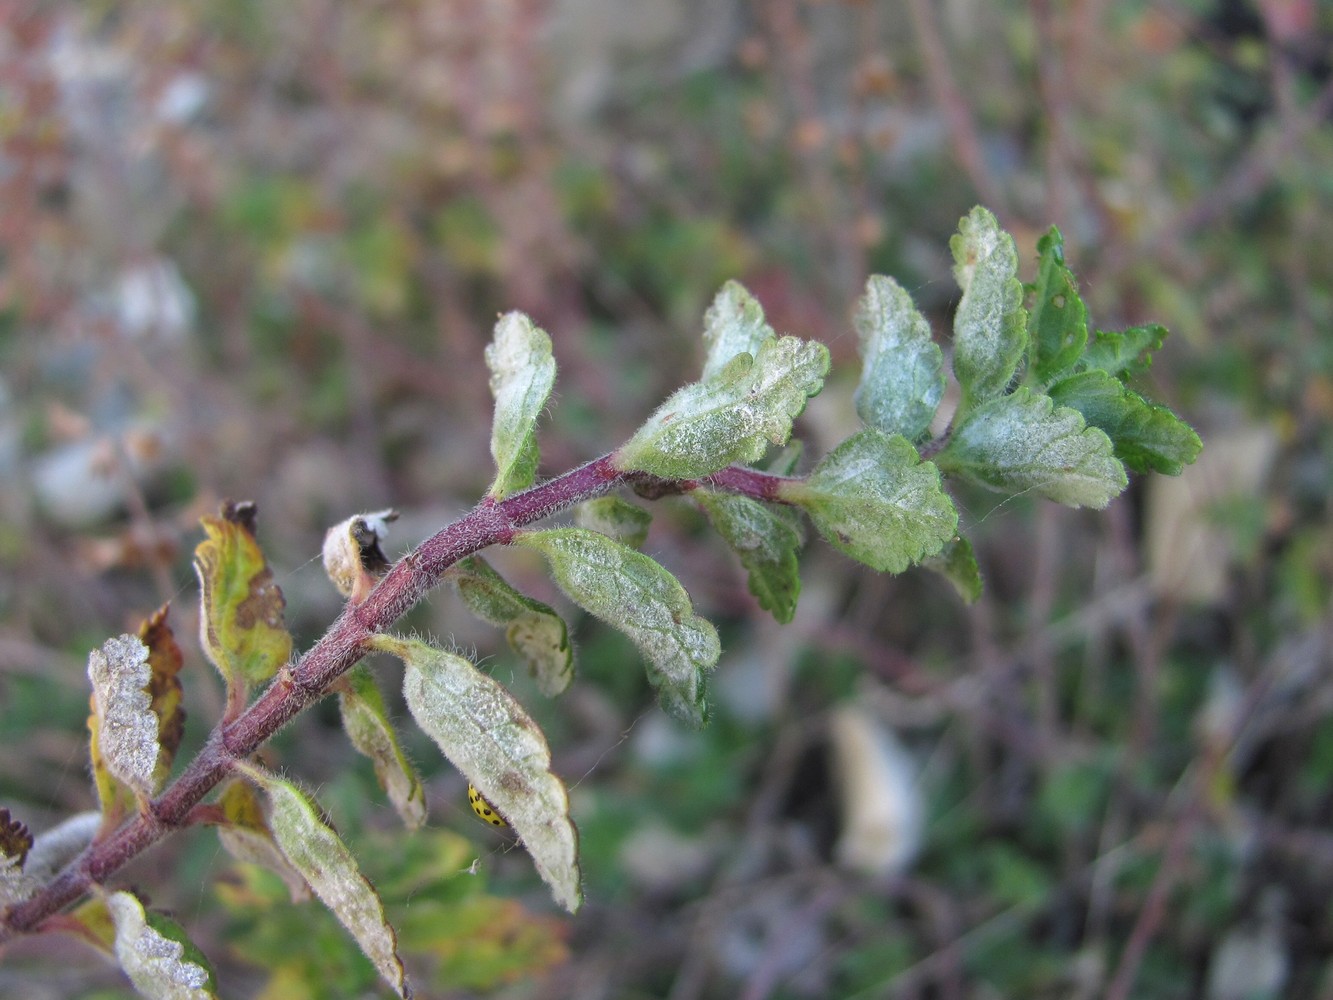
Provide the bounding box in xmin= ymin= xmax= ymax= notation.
xmin=467 ymin=784 xmax=508 ymax=828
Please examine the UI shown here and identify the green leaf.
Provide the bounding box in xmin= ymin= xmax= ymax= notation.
xmin=106 ymin=890 xmax=218 ymax=999
xmin=950 ymin=206 xmax=1027 ymax=409
xmin=937 ymin=386 xmax=1128 ymax=508
xmin=923 ymin=535 xmax=983 ymax=603
xmin=782 ymin=430 xmax=958 ymax=573
xmin=574 ymin=496 xmax=653 ymax=548
xmin=1025 ymin=226 xmax=1087 ymax=382
xmin=338 ymin=666 xmax=428 ymax=829
xmin=87 ymin=634 xmax=160 ymax=801
xmin=615 ymin=336 xmax=830 ymax=479
xmin=853 ymin=274 xmax=945 ymax=440
xmin=240 ymin=765 xmax=409 ymax=998
xmin=695 ymin=491 xmax=803 ymax=624
xmin=450 ymin=556 xmax=574 ymax=697
xmin=1080 ymin=324 xmax=1166 ymax=379
xmin=515 ymin=528 xmax=721 ymax=726
xmin=193 ymin=502 xmax=291 ymax=694
xmin=485 ymin=311 xmax=557 ymax=499
xmin=1048 ymin=369 xmax=1202 ymax=475
xmin=701 ymin=280 xmax=774 ymax=381
xmin=370 ymin=634 xmax=582 ymax=913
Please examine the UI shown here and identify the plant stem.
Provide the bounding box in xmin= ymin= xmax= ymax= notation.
xmin=4 ymin=450 xmax=812 ymax=938
xmin=3 ymin=452 xmax=639 ymax=938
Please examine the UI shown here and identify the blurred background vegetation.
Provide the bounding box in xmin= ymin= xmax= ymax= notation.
xmin=1 ymin=1 xmax=1331 ymax=997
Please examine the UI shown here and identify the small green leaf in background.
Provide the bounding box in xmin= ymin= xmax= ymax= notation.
xmin=1080 ymin=323 xmax=1166 ymax=379
xmin=337 ymin=665 xmax=427 ymax=829
xmin=950 ymin=206 xmax=1027 ymax=410
xmin=1025 ymin=226 xmax=1087 ymax=383
xmin=239 ymin=765 xmax=409 ymax=998
xmin=450 ymin=556 xmax=574 ymax=697
xmin=485 ymin=311 xmax=556 ymax=500
xmin=215 ymin=779 xmax=310 ymax=903
xmin=853 ymin=274 xmax=945 ymax=441
xmin=396 ymin=895 xmax=569 ymax=992
xmin=937 ymin=386 xmax=1128 ymax=508
xmin=700 ymin=280 xmax=774 ymax=381
xmin=193 ymin=502 xmax=292 ymax=697
xmin=574 ymin=496 xmax=653 ymax=548
xmin=695 ymin=491 xmax=804 ymax=624
xmin=516 ymin=528 xmax=721 ymax=726
xmin=1048 ymin=369 xmax=1202 ymax=475
xmin=218 ymin=827 xmax=567 ymax=996
xmin=1036 ymin=759 xmax=1112 ymax=839
xmin=106 ymin=889 xmax=218 ymax=999
xmin=924 ymin=535 xmax=983 ymax=603
xmin=979 ymin=842 xmax=1053 ymax=910
xmin=87 ymin=634 xmax=160 ymax=802
xmin=782 ymin=429 xmax=958 ymax=573
xmin=370 ymin=634 xmax=582 ymax=913
xmin=614 ymin=335 xmax=829 ymax=479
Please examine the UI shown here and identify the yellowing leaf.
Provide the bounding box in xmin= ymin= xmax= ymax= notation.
xmin=215 ymin=779 xmax=310 ymax=903
xmin=193 ymin=502 xmax=291 ymax=699
xmin=88 ymin=701 xmax=139 ymax=830
xmin=139 ymin=605 xmax=186 ymax=785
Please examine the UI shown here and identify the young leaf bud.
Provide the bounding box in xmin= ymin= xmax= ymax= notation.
xmin=322 ymin=509 xmax=399 ymax=604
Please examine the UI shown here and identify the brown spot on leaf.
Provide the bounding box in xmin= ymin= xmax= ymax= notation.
xmin=235 ymin=570 xmax=286 ymax=630
xmin=139 ymin=604 xmax=186 ymax=763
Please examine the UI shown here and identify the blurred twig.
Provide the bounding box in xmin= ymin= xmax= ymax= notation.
xmin=903 ymin=0 xmax=1010 ymax=219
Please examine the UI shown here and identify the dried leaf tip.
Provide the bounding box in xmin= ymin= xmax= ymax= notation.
xmin=322 ymin=509 xmax=400 ymax=603
xmin=221 ymin=498 xmax=259 ymax=536
xmin=0 ymin=807 xmax=33 ymax=866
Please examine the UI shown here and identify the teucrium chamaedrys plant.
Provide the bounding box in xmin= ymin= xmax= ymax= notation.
xmin=0 ymin=207 xmax=1200 ymax=998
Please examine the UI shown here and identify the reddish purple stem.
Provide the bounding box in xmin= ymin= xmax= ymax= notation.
xmin=1 ymin=451 xmax=795 ymax=939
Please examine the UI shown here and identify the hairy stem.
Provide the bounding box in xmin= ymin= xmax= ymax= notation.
xmin=4 ymin=452 xmax=643 ymax=938
xmin=3 ymin=452 xmax=807 ymax=937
